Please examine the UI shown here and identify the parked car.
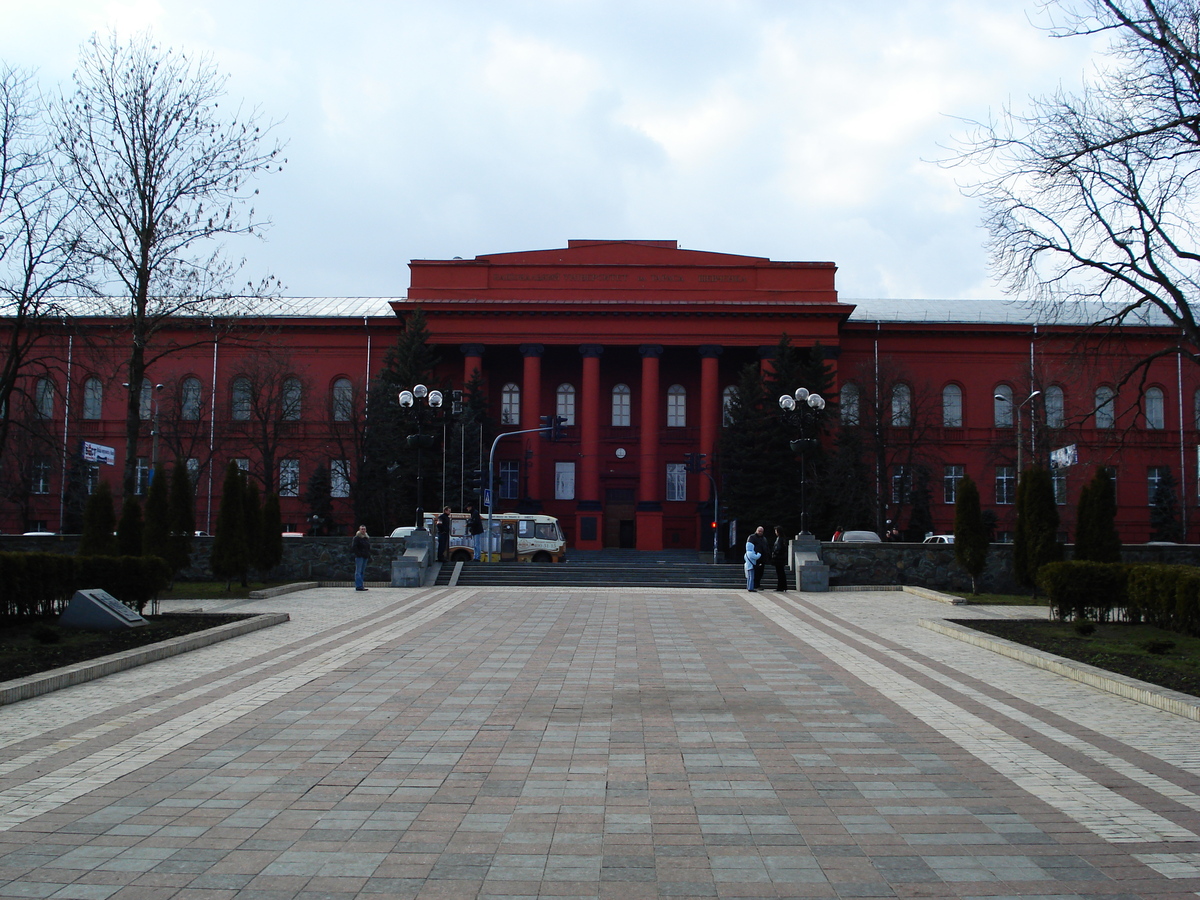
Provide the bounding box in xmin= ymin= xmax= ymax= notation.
xmin=390 ymin=526 xmax=420 ymax=539
xmin=923 ymin=534 xmax=955 ymax=544
xmin=837 ymin=530 xmax=882 ymax=542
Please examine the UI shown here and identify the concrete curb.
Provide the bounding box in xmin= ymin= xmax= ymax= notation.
xmin=249 ymin=582 xmax=317 ymax=599
xmin=827 ymin=584 xmax=967 ymax=604
xmin=921 ymin=617 xmax=1200 ymax=722
xmin=0 ymin=612 xmax=290 ymax=707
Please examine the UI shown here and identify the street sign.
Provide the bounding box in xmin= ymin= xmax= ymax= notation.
xmin=483 ymin=488 xmax=492 ymax=510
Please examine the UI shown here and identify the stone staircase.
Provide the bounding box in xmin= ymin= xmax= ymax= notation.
xmin=434 ymin=549 xmax=749 ymax=589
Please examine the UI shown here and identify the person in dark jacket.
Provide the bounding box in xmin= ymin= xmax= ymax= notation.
xmin=467 ymin=502 xmax=484 ymax=560
xmin=749 ymin=525 xmax=768 ymax=591
xmin=352 ymin=525 xmax=371 ymax=591
xmin=771 ymin=525 xmax=789 ymax=591
xmin=436 ymin=506 xmax=451 ymax=562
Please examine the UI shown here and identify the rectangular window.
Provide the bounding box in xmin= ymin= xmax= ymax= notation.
xmin=85 ymin=463 xmax=100 ymax=495
xmin=135 ymin=457 xmax=150 ymax=495
xmin=234 ymin=457 xmax=250 ymax=473
xmin=279 ymin=459 xmax=299 ymax=497
xmin=666 ymin=463 xmax=687 ymax=502
xmin=554 ymin=461 xmax=575 ymax=500
xmin=499 ymin=460 xmax=520 ymax=500
xmin=331 ymin=459 xmax=350 ymax=498
xmin=31 ymin=456 xmax=51 ymax=494
xmin=943 ymin=465 xmax=964 ymax=504
xmin=186 ymin=458 xmax=200 ymax=484
xmin=1148 ymin=466 xmax=1169 ymax=506
xmin=995 ymin=466 xmax=1016 ymax=505
xmin=891 ymin=465 xmax=910 ymax=504
xmin=1052 ymin=470 xmax=1067 ymax=506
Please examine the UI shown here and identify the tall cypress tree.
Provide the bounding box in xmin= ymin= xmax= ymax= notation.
xmin=1013 ymin=466 xmax=1062 ymax=592
xmin=143 ymin=465 xmax=171 ymax=562
xmin=242 ymin=478 xmax=262 ymax=585
xmin=211 ymin=462 xmax=248 ymax=588
xmin=1075 ymin=468 xmax=1121 ymax=561
xmin=167 ymin=461 xmax=196 ymax=576
xmin=116 ymin=494 xmax=143 ymax=556
xmin=79 ymin=480 xmax=118 ymax=556
xmin=953 ymin=475 xmax=989 ymax=594
xmin=259 ymin=492 xmax=284 ymax=575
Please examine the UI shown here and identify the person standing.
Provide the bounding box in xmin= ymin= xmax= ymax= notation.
xmin=743 ymin=534 xmax=761 ymax=591
xmin=467 ymin=502 xmax=484 ymax=560
xmin=352 ymin=525 xmax=371 ymax=591
xmin=750 ymin=525 xmax=769 ymax=592
xmin=436 ymin=506 xmax=451 ymax=562
xmin=771 ymin=525 xmax=789 ymax=591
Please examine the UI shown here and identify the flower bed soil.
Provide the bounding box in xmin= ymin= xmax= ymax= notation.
xmin=955 ymin=618 xmax=1200 ymax=699
xmin=0 ymin=614 xmax=254 ymax=682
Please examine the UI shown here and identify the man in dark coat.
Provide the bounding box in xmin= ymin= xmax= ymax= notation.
xmin=436 ymin=506 xmax=451 ymax=562
xmin=352 ymin=525 xmax=371 ymax=591
xmin=771 ymin=525 xmax=789 ymax=591
xmin=749 ymin=525 xmax=769 ymax=591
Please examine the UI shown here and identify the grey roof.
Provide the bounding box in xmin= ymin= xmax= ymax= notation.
xmin=0 ymin=296 xmax=402 ymax=319
xmin=843 ymin=297 xmax=1176 ymax=327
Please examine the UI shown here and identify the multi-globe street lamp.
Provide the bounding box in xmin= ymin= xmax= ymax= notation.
xmin=398 ymin=384 xmax=443 ymax=530
xmin=778 ymin=387 xmax=825 ymax=535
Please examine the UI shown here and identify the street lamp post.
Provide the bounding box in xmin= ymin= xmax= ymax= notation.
xmin=398 ymin=384 xmax=443 ymax=530
xmin=995 ymin=389 xmax=1042 ymax=474
xmin=778 ymin=387 xmax=826 ymax=535
xmin=124 ymin=381 xmax=164 ymax=485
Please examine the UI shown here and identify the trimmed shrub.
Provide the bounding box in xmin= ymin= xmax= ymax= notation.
xmin=1038 ymin=560 xmax=1127 ymax=621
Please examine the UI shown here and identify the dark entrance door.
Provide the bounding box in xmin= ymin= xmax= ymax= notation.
xmin=604 ymin=487 xmax=636 ymax=548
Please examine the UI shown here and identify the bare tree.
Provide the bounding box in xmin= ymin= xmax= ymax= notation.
xmin=54 ymin=31 xmax=284 ymax=496
xmin=0 ymin=65 xmax=86 ymax=462
xmin=953 ymin=0 xmax=1200 ymax=391
xmin=228 ymin=347 xmax=309 ymax=494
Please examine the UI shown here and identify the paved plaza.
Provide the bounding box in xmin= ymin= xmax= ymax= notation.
xmin=3 ymin=585 xmax=1200 ymax=899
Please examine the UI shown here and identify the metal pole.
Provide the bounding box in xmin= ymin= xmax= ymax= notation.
xmin=486 ymin=424 xmax=554 ymax=562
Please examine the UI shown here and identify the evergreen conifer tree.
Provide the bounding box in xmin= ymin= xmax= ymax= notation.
xmin=142 ymin=465 xmax=171 ymax=563
xmin=1013 ymin=466 xmax=1061 ymax=592
xmin=79 ymin=480 xmax=118 ymax=556
xmin=259 ymin=492 xmax=284 ymax=575
xmin=211 ymin=462 xmax=248 ymax=588
xmin=167 ymin=461 xmax=196 ymax=575
xmin=116 ymin=494 xmax=143 ymax=556
xmin=305 ymin=464 xmax=335 ymax=535
xmin=1075 ymin=468 xmax=1121 ymax=561
xmin=953 ymin=475 xmax=989 ymax=594
xmin=242 ymin=478 xmax=262 ymax=585
xmin=1150 ymin=469 xmax=1182 ymax=542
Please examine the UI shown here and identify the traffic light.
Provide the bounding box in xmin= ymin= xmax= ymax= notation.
xmin=553 ymin=415 xmax=566 ymax=441
xmin=468 ymin=469 xmax=483 ymax=493
xmin=684 ymin=452 xmax=707 ymax=473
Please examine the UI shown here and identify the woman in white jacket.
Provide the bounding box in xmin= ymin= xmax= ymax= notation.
xmin=744 ymin=537 xmax=761 ymax=591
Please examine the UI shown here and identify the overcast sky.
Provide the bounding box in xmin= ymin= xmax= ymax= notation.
xmin=0 ymin=0 xmax=1104 ymax=301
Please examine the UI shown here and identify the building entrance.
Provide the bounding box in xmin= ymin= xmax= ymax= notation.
xmin=605 ymin=487 xmax=636 ymax=549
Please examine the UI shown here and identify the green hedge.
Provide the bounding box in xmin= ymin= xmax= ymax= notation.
xmin=0 ymin=552 xmax=170 ymax=618
xmin=1038 ymin=561 xmax=1127 ymax=622
xmin=1039 ymin=560 xmax=1200 ymax=635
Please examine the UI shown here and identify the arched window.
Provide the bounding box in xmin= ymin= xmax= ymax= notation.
xmin=501 ymin=383 xmax=520 ymax=425
xmin=891 ymin=383 xmax=911 ymax=427
xmin=1145 ymin=386 xmax=1165 ymax=430
xmin=1194 ymin=388 xmax=1200 ymax=429
xmin=332 ymin=378 xmax=353 ymax=422
xmin=35 ymin=377 xmax=54 ymax=419
xmin=840 ymin=383 xmax=860 ymax=426
xmin=942 ymin=384 xmax=962 ymax=427
xmin=666 ymin=384 xmax=686 ymax=427
xmin=993 ymin=384 xmax=1013 ymax=427
xmin=282 ymin=377 xmax=302 ymax=421
xmin=1045 ymin=385 xmax=1064 ymax=429
xmin=232 ymin=377 xmax=251 ymax=421
xmin=1095 ymin=385 xmax=1116 ymax=429
xmin=556 ymin=383 xmax=576 ymax=425
xmin=139 ymin=378 xmax=153 ymax=421
xmin=181 ymin=377 xmax=202 ymax=421
xmin=82 ymin=377 xmax=103 ymax=420
xmin=722 ymin=386 xmax=738 ymax=427
xmin=611 ymin=384 xmax=631 ymax=427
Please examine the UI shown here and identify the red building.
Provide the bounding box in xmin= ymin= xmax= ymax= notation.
xmin=3 ymin=239 xmax=1196 ymax=547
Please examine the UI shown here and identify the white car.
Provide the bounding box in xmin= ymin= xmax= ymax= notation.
xmin=923 ymin=534 xmax=955 ymax=544
xmin=390 ymin=526 xmax=420 ymax=539
xmin=837 ymin=530 xmax=882 ymax=542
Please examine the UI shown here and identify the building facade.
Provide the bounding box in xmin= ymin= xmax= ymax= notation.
xmin=3 ymin=239 xmax=1196 ymax=547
